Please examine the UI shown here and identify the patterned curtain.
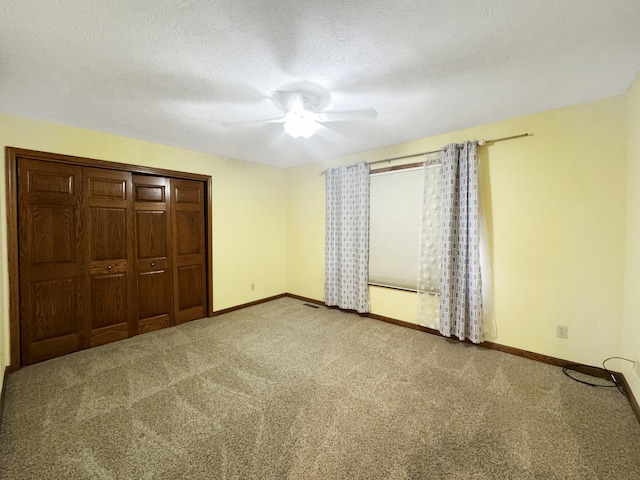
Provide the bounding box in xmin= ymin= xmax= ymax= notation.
xmin=325 ymin=162 xmax=370 ymax=313
xmin=439 ymin=141 xmax=495 ymax=343
xmin=416 ymin=161 xmax=443 ymax=328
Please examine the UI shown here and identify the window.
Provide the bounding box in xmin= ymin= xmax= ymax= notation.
xmin=369 ymin=164 xmax=441 ymax=293
xmin=369 ymin=167 xmax=423 ymax=291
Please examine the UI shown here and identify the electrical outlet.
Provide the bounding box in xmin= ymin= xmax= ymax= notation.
xmin=250 ymin=283 xmax=255 ymax=291
xmin=556 ymin=325 xmax=568 ymax=339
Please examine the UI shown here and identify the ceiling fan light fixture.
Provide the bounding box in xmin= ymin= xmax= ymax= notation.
xmin=283 ymin=110 xmax=321 ymax=139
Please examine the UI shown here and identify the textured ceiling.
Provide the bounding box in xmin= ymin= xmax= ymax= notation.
xmin=1 ymin=1 xmax=639 ymax=168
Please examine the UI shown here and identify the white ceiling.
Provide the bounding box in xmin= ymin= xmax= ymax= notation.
xmin=1 ymin=1 xmax=639 ymax=168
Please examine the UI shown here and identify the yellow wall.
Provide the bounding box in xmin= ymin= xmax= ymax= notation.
xmin=623 ymin=72 xmax=640 ymax=399
xmin=1 ymin=89 xmax=636 ymax=397
xmin=0 ymin=112 xmax=288 ymax=380
xmin=288 ymin=95 xmax=628 ymax=368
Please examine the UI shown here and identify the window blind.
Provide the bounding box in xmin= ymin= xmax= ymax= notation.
xmin=369 ymin=167 xmax=424 ymax=290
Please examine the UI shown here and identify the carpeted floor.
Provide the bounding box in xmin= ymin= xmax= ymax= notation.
xmin=1 ymin=297 xmax=639 ymax=479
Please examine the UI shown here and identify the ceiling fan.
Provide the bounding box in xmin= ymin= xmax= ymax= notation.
xmin=268 ymin=88 xmax=377 ymax=140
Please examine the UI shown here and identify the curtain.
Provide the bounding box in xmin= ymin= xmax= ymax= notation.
xmin=324 ymin=162 xmax=371 ymax=313
xmin=439 ymin=141 xmax=496 ymax=343
xmin=416 ymin=161 xmax=443 ymax=328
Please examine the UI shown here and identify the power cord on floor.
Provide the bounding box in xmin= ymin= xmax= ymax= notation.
xmin=562 ymin=356 xmax=635 ymax=396
xmin=603 ymin=356 xmax=636 ymax=396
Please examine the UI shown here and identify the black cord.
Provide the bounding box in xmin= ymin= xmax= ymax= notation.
xmin=562 ymin=357 xmax=635 ymax=396
xmin=562 ymin=364 xmax=618 ymax=388
xmin=603 ymin=356 xmax=635 ymax=396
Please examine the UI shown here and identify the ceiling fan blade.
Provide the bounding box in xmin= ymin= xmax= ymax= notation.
xmin=224 ymin=116 xmax=284 ymax=126
xmin=274 ymin=90 xmax=305 ymax=113
xmin=315 ymin=122 xmax=346 ymax=142
xmin=320 ymin=109 xmax=378 ymax=122
xmin=263 ymin=117 xmax=285 ymax=124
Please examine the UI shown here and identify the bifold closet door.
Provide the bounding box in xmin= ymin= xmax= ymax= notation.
xmin=171 ymin=178 xmax=207 ymax=324
xmin=14 ymin=152 xmax=210 ymax=366
xmin=18 ymin=160 xmax=84 ymax=365
xmin=133 ymin=175 xmax=174 ymax=333
xmin=83 ymin=168 xmax=135 ymax=347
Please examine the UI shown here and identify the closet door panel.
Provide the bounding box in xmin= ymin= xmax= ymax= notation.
xmin=18 ymin=159 xmax=84 ymax=365
xmin=90 ymin=208 xmax=127 ymax=260
xmin=28 ymin=277 xmax=78 ymax=360
xmin=31 ymin=205 xmax=74 ymax=264
xmin=137 ymin=270 xmax=172 ymax=333
xmin=171 ymin=179 xmax=207 ymax=324
xmin=84 ymin=168 xmax=135 ymax=345
xmin=136 ymin=211 xmax=168 ymax=259
xmin=175 ymin=210 xmax=202 ymax=255
xmin=90 ymin=273 xmax=128 ymax=328
xmin=133 ymin=175 xmax=174 ymax=334
xmin=89 ymin=272 xmax=129 ymax=346
xmin=177 ymin=264 xmax=205 ymax=310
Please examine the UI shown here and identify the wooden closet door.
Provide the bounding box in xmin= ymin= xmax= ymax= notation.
xmin=133 ymin=175 xmax=174 ymax=333
xmin=83 ymin=168 xmax=135 ymax=346
xmin=171 ymin=178 xmax=207 ymax=324
xmin=18 ymin=159 xmax=84 ymax=365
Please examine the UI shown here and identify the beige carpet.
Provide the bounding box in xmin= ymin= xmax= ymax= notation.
xmin=1 ymin=297 xmax=639 ymax=479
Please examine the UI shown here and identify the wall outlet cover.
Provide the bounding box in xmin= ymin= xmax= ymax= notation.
xmin=556 ymin=325 xmax=568 ymax=339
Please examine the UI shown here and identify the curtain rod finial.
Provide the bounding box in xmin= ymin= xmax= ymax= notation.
xmin=478 ymin=140 xmax=486 ymax=146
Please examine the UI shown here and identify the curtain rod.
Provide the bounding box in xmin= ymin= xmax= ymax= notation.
xmin=368 ymin=133 xmax=532 ymax=166
xmin=320 ymin=133 xmax=532 ymax=175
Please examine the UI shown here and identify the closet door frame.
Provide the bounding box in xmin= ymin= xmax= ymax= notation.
xmin=5 ymin=147 xmax=214 ymax=371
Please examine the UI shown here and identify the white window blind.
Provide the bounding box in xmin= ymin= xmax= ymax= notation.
xmin=369 ymin=167 xmax=424 ymax=290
